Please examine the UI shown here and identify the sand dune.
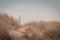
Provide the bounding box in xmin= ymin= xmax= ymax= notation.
xmin=0 ymin=13 xmax=60 ymax=40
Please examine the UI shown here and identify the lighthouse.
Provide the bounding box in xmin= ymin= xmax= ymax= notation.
xmin=19 ymin=16 xmax=21 ymax=24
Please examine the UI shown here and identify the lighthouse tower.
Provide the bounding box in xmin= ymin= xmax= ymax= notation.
xmin=19 ymin=16 xmax=21 ymax=24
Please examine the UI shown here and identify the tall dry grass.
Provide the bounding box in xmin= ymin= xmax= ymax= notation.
xmin=0 ymin=13 xmax=20 ymax=40
xmin=0 ymin=13 xmax=60 ymax=40
xmin=22 ymin=21 xmax=60 ymax=40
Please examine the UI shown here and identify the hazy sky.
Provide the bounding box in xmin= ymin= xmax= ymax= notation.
xmin=0 ymin=0 xmax=60 ymax=24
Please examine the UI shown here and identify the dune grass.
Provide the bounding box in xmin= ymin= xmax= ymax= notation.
xmin=0 ymin=13 xmax=60 ymax=40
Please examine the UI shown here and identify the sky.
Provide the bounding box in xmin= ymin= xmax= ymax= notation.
xmin=0 ymin=0 xmax=60 ymax=24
